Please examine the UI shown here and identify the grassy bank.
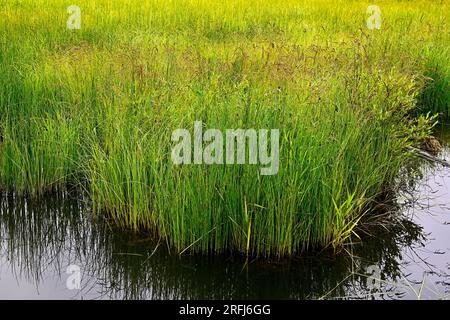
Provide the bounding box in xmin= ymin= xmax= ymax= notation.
xmin=0 ymin=0 xmax=448 ymax=256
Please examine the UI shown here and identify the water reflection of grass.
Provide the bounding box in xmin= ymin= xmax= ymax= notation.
xmin=327 ymin=273 xmax=450 ymax=300
xmin=0 ymin=192 xmax=435 ymax=299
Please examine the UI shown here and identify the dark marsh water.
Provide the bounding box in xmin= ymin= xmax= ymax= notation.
xmin=0 ymin=126 xmax=449 ymax=300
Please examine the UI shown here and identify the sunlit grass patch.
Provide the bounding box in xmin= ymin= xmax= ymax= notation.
xmin=0 ymin=0 xmax=448 ymax=256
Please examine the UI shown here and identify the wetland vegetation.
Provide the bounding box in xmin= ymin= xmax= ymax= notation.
xmin=0 ymin=0 xmax=449 ymax=257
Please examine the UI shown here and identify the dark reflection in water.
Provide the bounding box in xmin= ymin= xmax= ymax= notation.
xmin=0 ymin=127 xmax=449 ymax=300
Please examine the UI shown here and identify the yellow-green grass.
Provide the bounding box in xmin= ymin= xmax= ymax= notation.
xmin=0 ymin=0 xmax=448 ymax=256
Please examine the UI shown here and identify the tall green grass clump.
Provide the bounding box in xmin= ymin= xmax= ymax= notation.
xmin=0 ymin=0 xmax=448 ymax=256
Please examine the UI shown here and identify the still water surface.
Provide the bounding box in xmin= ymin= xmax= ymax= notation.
xmin=0 ymin=127 xmax=449 ymax=299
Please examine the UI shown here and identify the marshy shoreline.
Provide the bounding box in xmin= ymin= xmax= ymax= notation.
xmin=1 ymin=131 xmax=450 ymax=299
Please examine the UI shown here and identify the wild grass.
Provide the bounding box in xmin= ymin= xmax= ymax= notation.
xmin=0 ymin=0 xmax=448 ymax=256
